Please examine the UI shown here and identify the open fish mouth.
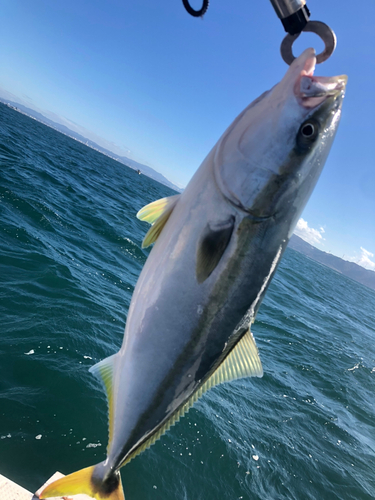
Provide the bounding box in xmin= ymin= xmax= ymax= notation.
xmin=294 ymin=51 xmax=347 ymax=108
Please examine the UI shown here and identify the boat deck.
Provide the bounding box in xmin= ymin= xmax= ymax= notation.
xmin=0 ymin=472 xmax=94 ymax=500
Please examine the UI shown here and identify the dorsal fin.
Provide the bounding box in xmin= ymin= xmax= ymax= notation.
xmin=137 ymin=194 xmax=180 ymax=248
xmin=122 ymin=328 xmax=262 ymax=466
xmin=89 ymin=354 xmax=117 ymax=451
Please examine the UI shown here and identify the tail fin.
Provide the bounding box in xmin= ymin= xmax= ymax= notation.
xmin=38 ymin=464 xmax=125 ymax=500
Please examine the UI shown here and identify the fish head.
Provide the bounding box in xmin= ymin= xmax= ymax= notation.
xmin=214 ymin=48 xmax=347 ymax=223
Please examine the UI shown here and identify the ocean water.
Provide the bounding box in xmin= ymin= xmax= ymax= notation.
xmin=0 ymin=102 xmax=374 ymax=500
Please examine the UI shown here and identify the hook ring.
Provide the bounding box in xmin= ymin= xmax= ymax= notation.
xmin=280 ymin=20 xmax=337 ymax=65
xmin=182 ymin=0 xmax=209 ymax=17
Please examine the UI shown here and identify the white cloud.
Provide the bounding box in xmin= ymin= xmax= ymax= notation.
xmin=294 ymin=219 xmax=375 ymax=272
xmin=348 ymin=247 xmax=375 ymax=271
xmin=294 ymin=218 xmax=325 ymax=246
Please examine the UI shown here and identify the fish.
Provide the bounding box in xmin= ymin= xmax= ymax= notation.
xmin=38 ymin=48 xmax=346 ymax=500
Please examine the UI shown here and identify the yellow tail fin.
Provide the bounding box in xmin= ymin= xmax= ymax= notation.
xmin=38 ymin=464 xmax=125 ymax=500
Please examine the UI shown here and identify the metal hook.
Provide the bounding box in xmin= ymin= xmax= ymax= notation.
xmin=182 ymin=0 xmax=209 ymax=17
xmin=280 ymin=20 xmax=337 ymax=65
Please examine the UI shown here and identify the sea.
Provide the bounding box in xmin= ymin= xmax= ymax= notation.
xmin=0 ymin=102 xmax=374 ymax=500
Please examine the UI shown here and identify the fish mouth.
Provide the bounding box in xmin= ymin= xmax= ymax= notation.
xmin=294 ymin=50 xmax=347 ymax=108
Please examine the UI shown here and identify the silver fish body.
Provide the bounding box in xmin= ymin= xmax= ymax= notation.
xmin=39 ymin=48 xmax=346 ymax=500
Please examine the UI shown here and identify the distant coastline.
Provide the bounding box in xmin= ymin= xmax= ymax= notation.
xmin=3 ymin=99 xmax=373 ymax=289
xmin=288 ymin=234 xmax=375 ymax=291
xmin=0 ymin=99 xmax=182 ymax=193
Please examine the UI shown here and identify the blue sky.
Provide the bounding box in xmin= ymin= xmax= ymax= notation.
xmin=1 ymin=0 xmax=375 ymax=269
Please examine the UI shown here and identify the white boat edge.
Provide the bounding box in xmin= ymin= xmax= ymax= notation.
xmin=0 ymin=471 xmax=94 ymax=500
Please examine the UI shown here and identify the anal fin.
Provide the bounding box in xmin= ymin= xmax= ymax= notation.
xmin=123 ymin=328 xmax=262 ymax=465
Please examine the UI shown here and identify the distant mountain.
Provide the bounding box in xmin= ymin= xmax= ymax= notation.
xmin=0 ymin=97 xmax=182 ymax=193
xmin=289 ymin=234 xmax=375 ymax=291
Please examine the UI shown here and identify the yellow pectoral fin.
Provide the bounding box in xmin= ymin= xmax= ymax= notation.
xmin=38 ymin=465 xmax=125 ymax=500
xmin=136 ymin=194 xmax=180 ymax=224
xmin=136 ymin=194 xmax=180 ymax=248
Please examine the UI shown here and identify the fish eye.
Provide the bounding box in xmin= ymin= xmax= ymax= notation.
xmin=296 ymin=119 xmax=320 ymax=150
xmin=301 ymin=123 xmax=315 ymax=138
